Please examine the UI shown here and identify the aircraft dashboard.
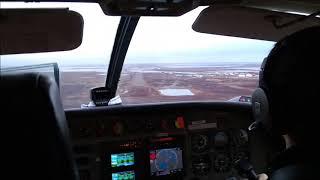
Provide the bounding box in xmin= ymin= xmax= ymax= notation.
xmin=66 ymin=102 xmax=265 ymax=180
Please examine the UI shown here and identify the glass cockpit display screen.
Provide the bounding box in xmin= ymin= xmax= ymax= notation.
xmin=149 ymin=147 xmax=183 ymax=176
xmin=111 ymin=152 xmax=134 ymax=167
xmin=112 ymin=171 xmax=135 ymax=180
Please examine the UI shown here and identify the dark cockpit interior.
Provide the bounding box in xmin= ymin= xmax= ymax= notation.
xmin=1 ymin=1 xmax=320 ymax=180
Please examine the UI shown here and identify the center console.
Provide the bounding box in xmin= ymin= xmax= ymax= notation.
xmin=101 ymin=135 xmax=186 ymax=180
xmin=67 ymin=103 xmax=254 ymax=180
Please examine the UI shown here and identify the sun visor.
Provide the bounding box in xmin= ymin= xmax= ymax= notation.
xmin=0 ymin=8 xmax=83 ymax=55
xmin=192 ymin=6 xmax=320 ymax=41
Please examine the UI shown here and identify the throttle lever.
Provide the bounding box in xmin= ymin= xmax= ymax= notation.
xmin=235 ymin=159 xmax=259 ymax=180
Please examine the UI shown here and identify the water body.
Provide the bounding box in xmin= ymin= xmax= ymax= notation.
xmin=159 ymin=89 xmax=194 ymax=96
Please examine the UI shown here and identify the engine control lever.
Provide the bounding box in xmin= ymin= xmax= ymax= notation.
xmin=235 ymin=159 xmax=259 ymax=180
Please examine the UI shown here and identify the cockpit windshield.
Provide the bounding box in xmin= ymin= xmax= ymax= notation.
xmin=0 ymin=2 xmax=120 ymax=109
xmin=117 ymin=8 xmax=275 ymax=104
xmin=1 ymin=3 xmax=275 ymax=108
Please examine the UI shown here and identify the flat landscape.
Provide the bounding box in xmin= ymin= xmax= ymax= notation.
xmin=60 ymin=63 xmax=259 ymax=109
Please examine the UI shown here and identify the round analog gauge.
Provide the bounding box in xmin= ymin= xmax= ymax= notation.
xmin=214 ymin=132 xmax=228 ymax=147
xmin=191 ymin=134 xmax=209 ymax=153
xmin=192 ymin=155 xmax=211 ymax=176
xmin=238 ymin=129 xmax=248 ymax=145
xmin=214 ymin=153 xmax=230 ymax=173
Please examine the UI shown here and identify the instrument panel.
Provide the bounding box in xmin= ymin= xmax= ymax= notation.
xmin=66 ymin=102 xmax=254 ymax=180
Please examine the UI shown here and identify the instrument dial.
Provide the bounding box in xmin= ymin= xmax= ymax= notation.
xmin=214 ymin=132 xmax=229 ymax=147
xmin=192 ymin=155 xmax=211 ymax=176
xmin=191 ymin=134 xmax=209 ymax=153
xmin=214 ymin=153 xmax=231 ymax=173
xmin=238 ymin=129 xmax=248 ymax=145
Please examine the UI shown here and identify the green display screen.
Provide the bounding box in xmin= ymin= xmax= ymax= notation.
xmin=111 ymin=152 xmax=134 ymax=167
xmin=112 ymin=171 xmax=135 ymax=180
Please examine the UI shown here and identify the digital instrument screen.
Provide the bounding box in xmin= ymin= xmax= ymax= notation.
xmin=111 ymin=152 xmax=134 ymax=167
xmin=112 ymin=171 xmax=135 ymax=180
xmin=150 ymin=147 xmax=183 ymax=176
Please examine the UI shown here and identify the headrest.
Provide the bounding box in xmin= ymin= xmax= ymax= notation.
xmin=1 ymin=73 xmax=78 ymax=180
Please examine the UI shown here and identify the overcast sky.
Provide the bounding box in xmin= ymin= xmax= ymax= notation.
xmin=0 ymin=2 xmax=275 ymax=67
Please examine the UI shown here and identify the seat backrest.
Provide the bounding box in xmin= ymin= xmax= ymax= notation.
xmin=1 ymin=73 xmax=78 ymax=180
